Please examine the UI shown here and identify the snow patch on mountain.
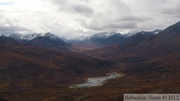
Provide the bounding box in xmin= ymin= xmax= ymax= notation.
xmin=21 ymin=33 xmax=41 ymax=40
xmin=124 ymin=30 xmax=162 ymax=37
xmin=0 ymin=32 xmax=62 ymax=41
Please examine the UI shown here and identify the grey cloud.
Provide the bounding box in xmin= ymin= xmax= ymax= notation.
xmin=78 ymin=19 xmax=104 ymax=31
xmin=161 ymin=2 xmax=180 ymax=15
xmin=78 ymin=18 xmax=138 ymax=31
xmin=107 ymin=22 xmax=137 ymax=29
xmin=0 ymin=26 xmax=28 ymax=33
xmin=111 ymin=0 xmax=130 ymax=12
xmin=48 ymin=0 xmax=94 ymax=17
xmin=119 ymin=15 xmax=148 ymax=22
xmin=75 ymin=0 xmax=134 ymax=31
xmin=72 ymin=4 xmax=94 ymax=16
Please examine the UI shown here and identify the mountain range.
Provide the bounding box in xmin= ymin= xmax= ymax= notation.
xmin=0 ymin=32 xmax=70 ymax=50
xmin=0 ymin=21 xmax=179 ymax=101
xmin=71 ymin=30 xmax=162 ymax=51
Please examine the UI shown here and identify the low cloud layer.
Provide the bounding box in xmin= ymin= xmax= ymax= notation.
xmin=0 ymin=0 xmax=179 ymax=38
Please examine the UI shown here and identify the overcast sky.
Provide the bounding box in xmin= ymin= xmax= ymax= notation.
xmin=0 ymin=0 xmax=179 ymax=38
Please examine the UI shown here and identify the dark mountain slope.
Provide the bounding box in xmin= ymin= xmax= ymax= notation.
xmin=90 ymin=33 xmax=125 ymax=45
xmin=88 ymin=21 xmax=180 ymax=60
xmin=0 ymin=36 xmax=20 ymax=46
xmin=29 ymin=32 xmax=70 ymax=50
xmin=119 ymin=32 xmax=155 ymax=47
xmin=156 ymin=21 xmax=180 ymax=41
xmin=0 ymin=32 xmax=70 ymax=50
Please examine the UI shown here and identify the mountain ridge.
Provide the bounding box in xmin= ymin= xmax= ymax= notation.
xmin=0 ymin=32 xmax=70 ymax=50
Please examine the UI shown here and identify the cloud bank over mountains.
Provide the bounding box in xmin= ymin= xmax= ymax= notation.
xmin=0 ymin=0 xmax=179 ymax=38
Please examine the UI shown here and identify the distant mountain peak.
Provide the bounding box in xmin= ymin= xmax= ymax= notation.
xmin=22 ymin=33 xmax=41 ymax=40
xmin=0 ymin=32 xmax=62 ymax=41
xmin=0 ymin=33 xmax=22 ymax=40
xmin=29 ymin=32 xmax=69 ymax=50
xmin=87 ymin=32 xmax=124 ymax=45
xmin=43 ymin=32 xmax=60 ymax=40
xmin=91 ymin=32 xmax=121 ymax=40
xmin=125 ymin=30 xmax=162 ymax=37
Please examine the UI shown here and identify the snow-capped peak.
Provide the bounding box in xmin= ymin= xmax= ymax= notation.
xmin=21 ymin=33 xmax=41 ymax=40
xmin=124 ymin=31 xmax=141 ymax=37
xmin=43 ymin=32 xmax=60 ymax=40
xmin=124 ymin=30 xmax=162 ymax=37
xmin=0 ymin=32 xmax=62 ymax=41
